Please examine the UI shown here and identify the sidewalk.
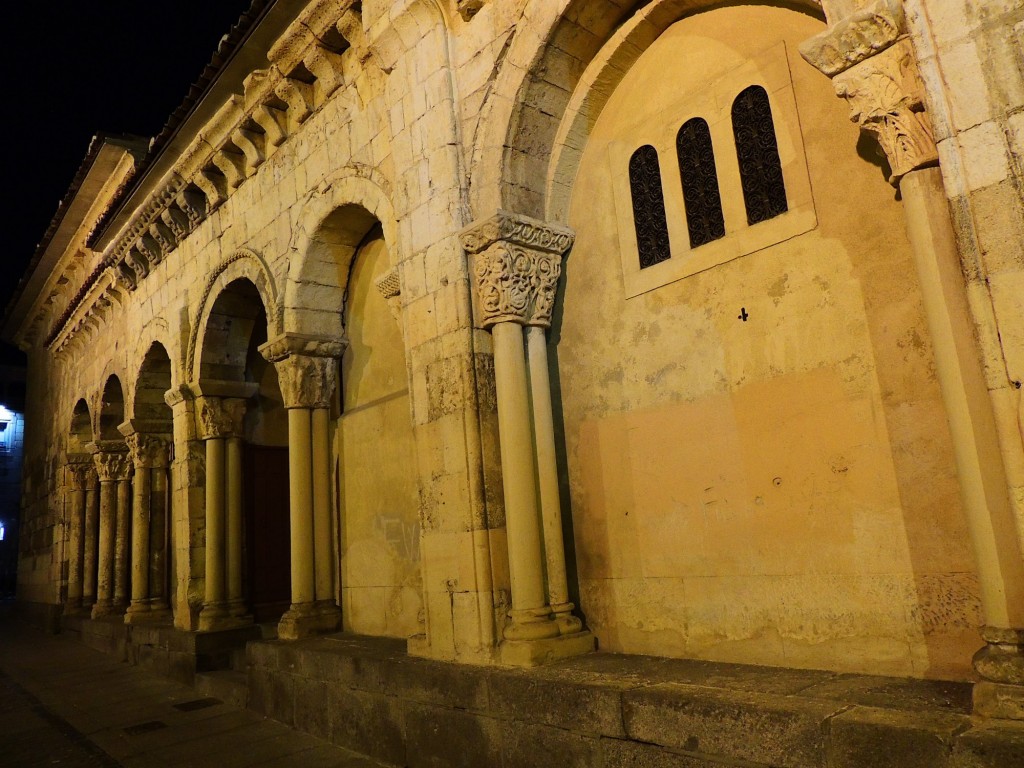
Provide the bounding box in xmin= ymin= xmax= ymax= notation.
xmin=0 ymin=607 xmax=388 ymax=768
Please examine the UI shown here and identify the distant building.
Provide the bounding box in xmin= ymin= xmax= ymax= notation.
xmin=0 ymin=361 xmax=25 ymax=597
xmin=2 ymin=0 xmax=1022 ymax=753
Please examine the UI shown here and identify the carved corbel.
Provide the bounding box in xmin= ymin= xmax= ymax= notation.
xmin=149 ymin=221 xmax=176 ymax=257
xmin=211 ymin=148 xmax=247 ymax=191
xmin=137 ymin=234 xmax=164 ymax=267
xmin=231 ymin=126 xmax=267 ymax=174
xmin=305 ymin=45 xmax=347 ymax=98
xmin=161 ymin=207 xmax=190 ymax=242
xmin=253 ymin=104 xmax=288 ymax=147
xmin=274 ymin=77 xmax=315 ymax=129
xmin=457 ymin=0 xmax=487 ymax=22
xmin=115 ymin=261 xmax=138 ymax=292
xmin=194 ymin=168 xmax=228 ymax=211
xmin=125 ymin=247 xmax=150 ymax=280
xmin=177 ymin=186 xmax=207 ymax=225
xmin=832 ymin=38 xmax=938 ymax=184
xmin=374 ymin=267 xmax=403 ymax=323
xmin=460 ymin=212 xmax=574 ymax=330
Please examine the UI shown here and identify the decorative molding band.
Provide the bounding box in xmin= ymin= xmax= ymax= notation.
xmin=799 ymin=0 xmax=905 ymax=77
xmin=832 ymin=38 xmax=938 ymax=184
xmin=460 ymin=210 xmax=575 ymax=257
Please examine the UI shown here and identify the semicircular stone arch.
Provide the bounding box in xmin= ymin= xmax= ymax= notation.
xmin=187 ymin=249 xmax=280 ymax=382
xmin=131 ymin=341 xmax=175 ymax=434
xmin=285 ymin=167 xmax=400 ymax=341
xmin=98 ymin=375 xmax=126 ymax=442
xmin=471 ymin=0 xmax=824 ymax=221
xmin=68 ymin=398 xmax=93 ymax=454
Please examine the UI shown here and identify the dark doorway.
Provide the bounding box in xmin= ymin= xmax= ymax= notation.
xmin=244 ymin=444 xmax=290 ymax=622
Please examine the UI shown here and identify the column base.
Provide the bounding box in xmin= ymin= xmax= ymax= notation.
xmin=973 ymin=627 xmax=1024 ymax=720
xmin=198 ymin=602 xmax=252 ymax=632
xmin=500 ymin=630 xmax=595 ymax=667
xmin=551 ymin=603 xmax=583 ymax=635
xmin=91 ymin=601 xmax=122 ymax=619
xmin=227 ymin=599 xmax=250 ymax=619
xmin=278 ymin=602 xmax=340 ymax=640
xmin=504 ymin=607 xmax=561 ymax=641
xmin=125 ymin=602 xmax=173 ymax=625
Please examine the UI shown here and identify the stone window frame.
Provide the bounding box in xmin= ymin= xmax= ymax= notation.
xmin=610 ymin=42 xmax=817 ymax=298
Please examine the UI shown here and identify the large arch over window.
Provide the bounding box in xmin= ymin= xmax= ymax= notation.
xmin=69 ymin=399 xmax=93 ymax=452
xmin=99 ymin=376 xmax=125 ymax=441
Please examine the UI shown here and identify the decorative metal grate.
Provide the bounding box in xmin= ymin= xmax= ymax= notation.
xmin=628 ymin=145 xmax=672 ymax=269
xmin=677 ymin=117 xmax=726 ymax=248
xmin=731 ymin=85 xmax=788 ymax=225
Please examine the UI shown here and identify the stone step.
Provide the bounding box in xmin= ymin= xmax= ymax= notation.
xmin=230 ymin=646 xmax=248 ymax=672
xmin=194 ymin=669 xmax=248 ymax=709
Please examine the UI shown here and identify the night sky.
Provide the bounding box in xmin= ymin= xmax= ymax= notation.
xmin=2 ymin=1 xmax=255 ymax=362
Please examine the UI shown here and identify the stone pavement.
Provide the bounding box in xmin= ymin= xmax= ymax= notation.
xmin=0 ymin=607 xmax=387 ymax=768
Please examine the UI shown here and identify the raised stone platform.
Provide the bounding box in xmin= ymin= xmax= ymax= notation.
xmin=62 ymin=614 xmax=260 ymax=685
xmin=248 ymin=634 xmax=1024 ymax=768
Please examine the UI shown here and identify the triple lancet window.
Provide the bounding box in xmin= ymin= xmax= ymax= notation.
xmin=628 ymin=84 xmax=787 ymax=268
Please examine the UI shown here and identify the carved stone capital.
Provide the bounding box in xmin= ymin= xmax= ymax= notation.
xmin=832 ymin=39 xmax=938 ymax=184
xmin=196 ymin=396 xmax=247 ymax=440
xmin=125 ymin=433 xmax=171 ymax=469
xmin=462 ymin=212 xmax=572 ymax=330
xmin=470 ymin=244 xmax=563 ymax=330
xmin=66 ymin=455 xmax=96 ymax=491
xmin=800 ymin=0 xmax=905 ymax=77
xmin=273 ymin=355 xmax=338 ymax=410
xmin=92 ymin=445 xmax=132 ymax=482
xmin=460 ymin=210 xmax=575 ymax=257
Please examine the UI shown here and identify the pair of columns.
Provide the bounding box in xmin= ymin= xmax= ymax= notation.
xmin=460 ymin=212 xmax=594 ymax=664
xmin=801 ymin=8 xmax=1024 ymax=719
xmin=259 ymin=334 xmax=344 ymax=640
xmin=64 ymin=456 xmax=97 ymax=613
xmin=194 ymin=391 xmax=251 ymax=631
xmin=86 ymin=442 xmax=133 ymax=618
xmin=123 ymin=432 xmax=171 ymax=622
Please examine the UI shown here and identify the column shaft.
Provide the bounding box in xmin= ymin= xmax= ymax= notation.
xmin=287 ymin=408 xmax=315 ymax=605
xmin=312 ymin=408 xmax=334 ymax=603
xmin=83 ymin=485 xmax=99 ymax=607
xmin=93 ymin=481 xmax=116 ymax=616
xmin=149 ymin=466 xmax=169 ymax=608
xmin=226 ymin=436 xmax=245 ymax=614
xmin=204 ymin=437 xmax=227 ymax=610
xmin=526 ymin=326 xmax=578 ymax=632
xmin=492 ymin=322 xmax=557 ymax=639
xmin=66 ymin=486 xmax=86 ymax=611
xmin=901 ymin=168 xmax=1024 ymax=625
xmin=128 ymin=467 xmax=151 ymax=614
xmin=113 ymin=477 xmax=131 ymax=611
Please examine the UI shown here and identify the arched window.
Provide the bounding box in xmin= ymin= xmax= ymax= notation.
xmin=732 ymin=85 xmax=788 ymax=225
xmin=628 ymin=145 xmax=671 ymax=269
xmin=676 ymin=117 xmax=725 ymax=248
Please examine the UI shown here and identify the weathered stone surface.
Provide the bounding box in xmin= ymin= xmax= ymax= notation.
xmin=501 ymin=722 xmax=601 ymax=768
xmin=952 ymin=722 xmax=1024 ymax=768
xmin=624 ymin=683 xmax=843 ymax=767
xmin=601 ymin=739 xmax=740 ymax=768
xmin=404 ymin=704 xmax=502 ymax=768
xmin=326 ymin=685 xmax=405 ymax=766
xmin=828 ymin=706 xmax=968 ymax=768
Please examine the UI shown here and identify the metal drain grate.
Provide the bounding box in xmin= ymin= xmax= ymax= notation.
xmin=172 ymin=697 xmax=222 ymax=712
xmin=123 ymin=720 xmax=168 ymax=736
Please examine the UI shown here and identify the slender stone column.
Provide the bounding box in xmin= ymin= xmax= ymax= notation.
xmin=526 ymin=327 xmax=581 ymax=634
xmin=312 ymin=407 xmax=334 ymax=603
xmin=260 ymin=333 xmax=344 ymax=640
xmin=124 ymin=433 xmax=171 ymax=623
xmin=91 ymin=444 xmax=131 ymax=618
xmin=195 ymin=394 xmax=249 ymax=631
xmin=64 ymin=458 xmax=93 ymax=614
xmin=113 ymin=472 xmax=132 ymax=611
xmin=226 ymin=435 xmax=245 ymax=616
xmin=149 ymin=453 xmax=170 ymax=612
xmin=461 ymin=212 xmax=594 ymax=664
xmin=83 ymin=474 xmax=99 ymax=610
xmin=802 ymin=14 xmax=1024 ymax=719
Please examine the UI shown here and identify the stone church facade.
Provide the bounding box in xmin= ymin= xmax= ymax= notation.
xmin=4 ymin=0 xmax=1024 ymax=753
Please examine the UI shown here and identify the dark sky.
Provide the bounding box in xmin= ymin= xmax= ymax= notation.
xmin=2 ymin=1 xmax=255 ymax=361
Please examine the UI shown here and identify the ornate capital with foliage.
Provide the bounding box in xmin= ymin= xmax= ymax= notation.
xmin=461 ymin=212 xmax=573 ymax=330
xmin=92 ymin=446 xmax=132 ymax=482
xmin=66 ymin=456 xmax=96 ymax=491
xmin=274 ymin=355 xmax=338 ymax=409
xmin=125 ymin=433 xmax=171 ymax=469
xmin=832 ymin=39 xmax=938 ymax=184
xmin=196 ymin=397 xmax=247 ymax=440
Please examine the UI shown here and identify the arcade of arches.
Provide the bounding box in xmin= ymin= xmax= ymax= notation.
xmin=4 ymin=0 xmax=1024 ymax=739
